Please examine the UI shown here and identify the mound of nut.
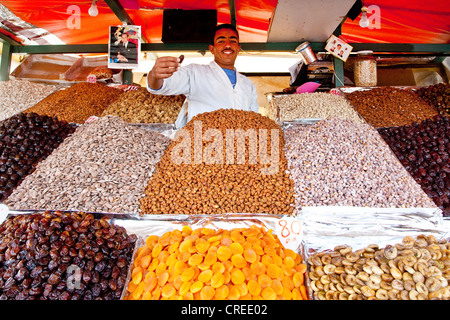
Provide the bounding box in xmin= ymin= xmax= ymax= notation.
xmin=284 ymin=118 xmax=436 ymax=209
xmin=4 ymin=116 xmax=171 ymax=214
xmin=140 ymin=109 xmax=295 ymax=215
xmin=345 ymin=87 xmax=438 ymax=127
xmin=101 ymin=87 xmax=185 ymax=124
xmin=0 ymin=80 xmax=60 ymax=122
xmin=124 ymin=225 xmax=308 ymax=300
xmin=272 ymin=92 xmax=365 ymax=123
xmin=24 ymin=82 xmax=124 ymax=124
xmin=307 ymin=235 xmax=450 ymax=300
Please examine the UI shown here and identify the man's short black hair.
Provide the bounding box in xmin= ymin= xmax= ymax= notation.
xmin=211 ymin=24 xmax=239 ymax=44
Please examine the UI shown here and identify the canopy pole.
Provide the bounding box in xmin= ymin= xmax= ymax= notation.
xmin=0 ymin=41 xmax=12 ymax=81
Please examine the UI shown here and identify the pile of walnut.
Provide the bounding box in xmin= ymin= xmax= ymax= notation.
xmin=101 ymin=87 xmax=185 ymax=124
xmin=139 ymin=109 xmax=295 ymax=215
xmin=307 ymin=235 xmax=450 ymax=300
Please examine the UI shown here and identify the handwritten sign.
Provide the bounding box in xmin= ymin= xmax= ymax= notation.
xmin=275 ymin=217 xmax=303 ymax=251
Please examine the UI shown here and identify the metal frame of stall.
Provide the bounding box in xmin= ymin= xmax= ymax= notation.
xmin=1 ymin=0 xmax=450 ymax=85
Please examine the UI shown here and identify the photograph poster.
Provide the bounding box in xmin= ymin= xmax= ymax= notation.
xmin=325 ymin=34 xmax=353 ymax=62
xmin=108 ymin=25 xmax=141 ymax=69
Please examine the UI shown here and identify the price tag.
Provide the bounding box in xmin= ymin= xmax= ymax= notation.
xmin=87 ymin=75 xmax=97 ymax=83
xmin=329 ymin=88 xmax=343 ymax=96
xmin=275 ymin=217 xmax=303 ymax=251
xmin=0 ymin=204 xmax=9 ymax=224
xmin=85 ymin=116 xmax=99 ymax=124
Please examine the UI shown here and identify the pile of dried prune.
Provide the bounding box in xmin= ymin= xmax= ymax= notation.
xmin=0 ymin=211 xmax=137 ymax=300
xmin=0 ymin=112 xmax=76 ymax=201
xmin=378 ymin=115 xmax=450 ymax=216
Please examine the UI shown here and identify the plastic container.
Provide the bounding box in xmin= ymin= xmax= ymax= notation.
xmin=354 ymin=51 xmax=377 ymax=86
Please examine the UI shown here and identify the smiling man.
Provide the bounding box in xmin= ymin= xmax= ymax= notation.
xmin=146 ymin=24 xmax=259 ymax=127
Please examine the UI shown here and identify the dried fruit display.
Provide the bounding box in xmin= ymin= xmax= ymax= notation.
xmin=124 ymin=225 xmax=308 ymax=300
xmin=378 ymin=115 xmax=450 ymax=216
xmin=415 ymin=83 xmax=450 ymax=116
xmin=101 ymin=87 xmax=185 ymax=124
xmin=4 ymin=116 xmax=171 ymax=214
xmin=0 ymin=211 xmax=137 ymax=300
xmin=307 ymin=235 xmax=450 ymax=300
xmin=345 ymin=87 xmax=438 ymax=127
xmin=0 ymin=112 xmax=76 ymax=202
xmin=140 ymin=109 xmax=295 ymax=215
xmin=284 ymin=118 xmax=436 ymax=210
xmin=24 ymin=82 xmax=124 ymax=124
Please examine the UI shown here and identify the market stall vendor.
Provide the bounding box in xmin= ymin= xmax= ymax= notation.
xmin=146 ymin=24 xmax=259 ymax=128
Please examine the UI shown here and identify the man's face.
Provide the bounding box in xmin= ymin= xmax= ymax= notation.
xmin=209 ymin=28 xmax=240 ymax=69
xmin=121 ymin=34 xmax=128 ymax=42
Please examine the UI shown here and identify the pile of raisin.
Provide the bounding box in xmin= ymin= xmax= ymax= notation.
xmin=0 ymin=211 xmax=137 ymax=300
xmin=0 ymin=112 xmax=76 ymax=201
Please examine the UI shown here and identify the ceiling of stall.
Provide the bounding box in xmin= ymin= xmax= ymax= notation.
xmin=0 ymin=0 xmax=448 ymax=47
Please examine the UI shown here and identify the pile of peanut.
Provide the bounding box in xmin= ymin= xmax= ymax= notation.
xmin=101 ymin=87 xmax=185 ymax=124
xmin=140 ymin=109 xmax=295 ymax=215
xmin=308 ymin=235 xmax=450 ymax=300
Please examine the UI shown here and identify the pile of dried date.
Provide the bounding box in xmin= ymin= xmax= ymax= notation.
xmin=307 ymin=234 xmax=450 ymax=300
xmin=0 ymin=211 xmax=137 ymax=300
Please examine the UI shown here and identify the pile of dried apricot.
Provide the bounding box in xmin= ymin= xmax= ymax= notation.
xmin=124 ymin=225 xmax=308 ymax=300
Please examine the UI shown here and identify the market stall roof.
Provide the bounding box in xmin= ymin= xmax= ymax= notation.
xmin=0 ymin=0 xmax=449 ymax=47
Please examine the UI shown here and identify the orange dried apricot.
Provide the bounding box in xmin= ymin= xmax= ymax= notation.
xmin=244 ymin=247 xmax=257 ymax=263
xmin=211 ymin=272 xmax=225 ymax=288
xmin=214 ymin=285 xmax=229 ymax=300
xmin=231 ymin=269 xmax=245 ymax=285
xmin=217 ymin=246 xmax=232 ymax=261
xmin=200 ymin=286 xmax=215 ymax=300
xmin=198 ymin=269 xmax=213 ymax=283
xmin=261 ymin=286 xmax=277 ymax=300
xmin=126 ymin=225 xmax=307 ymax=301
xmin=231 ymin=254 xmax=247 ymax=268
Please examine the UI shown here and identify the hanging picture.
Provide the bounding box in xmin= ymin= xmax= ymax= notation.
xmin=108 ymin=25 xmax=141 ymax=69
xmin=325 ymin=34 xmax=353 ymax=62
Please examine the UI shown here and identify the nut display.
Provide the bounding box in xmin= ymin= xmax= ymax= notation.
xmin=24 ymin=82 xmax=124 ymax=124
xmin=0 ymin=211 xmax=137 ymax=300
xmin=415 ymin=83 xmax=450 ymax=116
xmin=101 ymin=87 xmax=185 ymax=124
xmin=283 ymin=118 xmax=436 ymax=210
xmin=124 ymin=225 xmax=308 ymax=300
xmin=272 ymin=92 xmax=365 ymax=123
xmin=0 ymin=79 xmax=60 ymax=122
xmin=140 ymin=109 xmax=295 ymax=215
xmin=0 ymin=112 xmax=76 ymax=202
xmin=345 ymin=87 xmax=438 ymax=127
xmin=378 ymin=115 xmax=450 ymax=216
xmin=4 ymin=116 xmax=171 ymax=214
xmin=307 ymin=235 xmax=450 ymax=300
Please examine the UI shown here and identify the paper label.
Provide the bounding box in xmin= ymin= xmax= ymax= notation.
xmin=85 ymin=116 xmax=99 ymax=124
xmin=275 ymin=217 xmax=303 ymax=251
xmin=0 ymin=204 xmax=9 ymax=224
xmin=87 ymin=75 xmax=97 ymax=83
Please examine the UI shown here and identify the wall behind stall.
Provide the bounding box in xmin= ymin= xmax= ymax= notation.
xmin=247 ymin=76 xmax=290 ymax=117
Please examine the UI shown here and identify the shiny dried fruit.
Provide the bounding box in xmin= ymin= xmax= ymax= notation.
xmin=125 ymin=225 xmax=306 ymax=300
